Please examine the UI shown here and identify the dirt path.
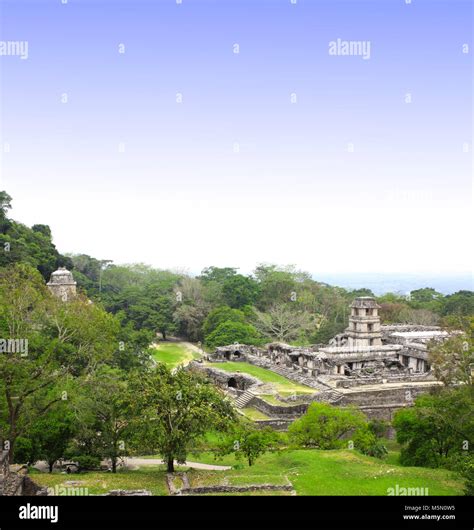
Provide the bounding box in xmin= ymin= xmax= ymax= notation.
xmin=181 ymin=341 xmax=203 ymax=355
xmin=34 ymin=457 xmax=231 ymax=473
xmin=124 ymin=457 xmax=230 ymax=471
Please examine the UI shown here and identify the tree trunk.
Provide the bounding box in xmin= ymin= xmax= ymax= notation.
xmin=162 ymin=330 xmax=167 ymax=341
xmin=167 ymin=456 xmax=174 ymax=473
xmin=112 ymin=458 xmax=117 ymax=474
xmin=49 ymin=461 xmax=54 ymax=473
xmin=7 ymin=434 xmax=16 ymax=465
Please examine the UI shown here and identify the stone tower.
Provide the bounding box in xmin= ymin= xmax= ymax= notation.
xmin=346 ymin=297 xmax=382 ymax=348
xmin=47 ymin=267 xmax=77 ymax=301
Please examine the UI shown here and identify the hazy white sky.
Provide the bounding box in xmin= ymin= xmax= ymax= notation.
xmin=1 ymin=0 xmax=472 ymax=276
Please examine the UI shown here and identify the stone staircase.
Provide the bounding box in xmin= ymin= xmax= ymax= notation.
xmin=312 ymin=388 xmax=344 ymax=404
xmin=234 ymin=390 xmax=255 ymax=409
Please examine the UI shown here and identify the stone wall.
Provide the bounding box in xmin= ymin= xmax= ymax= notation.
xmin=335 ymin=372 xmax=435 ymax=388
xmin=338 ymin=383 xmax=440 ymax=421
xmin=0 ymin=449 xmax=9 ymax=495
xmin=189 ymin=362 xmax=261 ymax=390
xmin=251 ymin=395 xmax=308 ymax=418
xmin=254 ymin=419 xmax=293 ymax=431
xmin=183 ymin=484 xmax=294 ymax=494
xmin=0 ymin=455 xmax=47 ymax=497
xmin=339 ymin=384 xmax=438 ymax=407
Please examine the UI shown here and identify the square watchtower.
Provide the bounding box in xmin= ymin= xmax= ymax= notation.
xmin=346 ymin=297 xmax=382 ymax=348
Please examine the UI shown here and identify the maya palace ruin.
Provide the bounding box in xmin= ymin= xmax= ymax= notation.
xmin=45 ymin=269 xmax=454 ymax=429
xmin=195 ymin=297 xmax=453 ymax=428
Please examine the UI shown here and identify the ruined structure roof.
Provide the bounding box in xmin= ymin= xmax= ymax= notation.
xmin=350 ymin=297 xmax=380 ymax=309
xmin=267 ymin=342 xmax=294 ymax=350
xmin=215 ymin=343 xmax=250 ymax=351
xmin=391 ymin=331 xmax=448 ymax=339
xmin=47 ymin=267 xmax=76 ymax=286
xmin=319 ymin=344 xmax=403 ymax=355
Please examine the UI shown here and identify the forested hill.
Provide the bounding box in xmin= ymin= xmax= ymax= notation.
xmin=0 ymin=191 xmax=73 ymax=280
xmin=1 ymin=190 xmax=473 ymax=349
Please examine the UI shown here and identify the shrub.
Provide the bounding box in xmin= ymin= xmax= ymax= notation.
xmin=205 ymin=320 xmax=262 ymax=349
xmin=72 ymin=455 xmax=101 ymax=471
xmin=352 ymin=428 xmax=388 ymax=459
xmin=288 ymin=403 xmax=366 ymax=450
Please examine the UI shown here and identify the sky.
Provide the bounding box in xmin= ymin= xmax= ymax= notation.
xmin=0 ymin=0 xmax=472 ymax=280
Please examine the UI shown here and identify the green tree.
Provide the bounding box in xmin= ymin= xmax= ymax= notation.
xmin=393 ymin=387 xmax=474 ymax=468
xmin=0 ymin=193 xmax=72 ymax=279
xmin=288 ymin=403 xmax=366 ymax=450
xmin=131 ymin=365 xmax=235 ymax=472
xmin=0 ymin=190 xmax=12 ymax=218
xmin=199 ymin=267 xmax=238 ymax=284
xmin=217 ymin=423 xmax=280 ymax=466
xmin=410 ymin=287 xmax=443 ymax=304
xmin=31 ymin=406 xmax=76 ymax=472
xmin=222 ymin=274 xmax=259 ymax=309
xmin=73 ymin=367 xmax=135 ymax=473
xmin=205 ymin=321 xmax=262 ymax=349
xmin=0 ymin=263 xmax=118 ymax=463
xmin=254 ymin=303 xmax=313 ymax=342
xmin=429 ymin=333 xmax=473 ymax=387
xmin=442 ymin=291 xmax=474 ymax=317
xmin=173 ymin=277 xmax=211 ymax=341
xmin=254 ymin=265 xmax=303 ymax=310
xmin=202 ymin=306 xmax=247 ymax=338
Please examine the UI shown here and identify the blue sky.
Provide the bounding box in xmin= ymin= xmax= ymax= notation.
xmin=0 ymin=0 xmax=472 ymax=277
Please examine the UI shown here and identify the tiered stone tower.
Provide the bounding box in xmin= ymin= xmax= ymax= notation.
xmin=47 ymin=267 xmax=77 ymax=301
xmin=346 ymin=297 xmax=382 ymax=348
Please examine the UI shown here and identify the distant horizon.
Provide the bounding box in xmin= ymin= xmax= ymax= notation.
xmin=57 ymin=246 xmax=473 ymax=295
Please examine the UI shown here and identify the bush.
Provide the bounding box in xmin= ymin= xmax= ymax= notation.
xmin=202 ymin=306 xmax=247 ymax=338
xmin=205 ymin=320 xmax=262 ymax=349
xmin=13 ymin=437 xmax=40 ymax=465
xmin=368 ymin=419 xmax=390 ymax=438
xmin=393 ymin=388 xmax=474 ymax=468
xmin=446 ymin=453 xmax=474 ymax=496
xmin=72 ymin=455 xmax=101 ymax=471
xmin=352 ymin=428 xmax=388 ymax=459
xmin=216 ymin=424 xmax=280 ymax=467
xmin=288 ymin=403 xmax=366 ymax=450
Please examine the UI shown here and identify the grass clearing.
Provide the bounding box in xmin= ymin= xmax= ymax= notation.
xmin=180 ymin=449 xmax=464 ymax=496
xmin=151 ymin=342 xmax=200 ymax=369
xmin=30 ymin=448 xmax=464 ymax=496
xmin=240 ymin=407 xmax=271 ymax=420
xmin=206 ymin=362 xmax=314 ymax=394
xmin=30 ymin=466 xmax=169 ymax=496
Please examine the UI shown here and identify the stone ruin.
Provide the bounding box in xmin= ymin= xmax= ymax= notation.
xmin=47 ymin=267 xmax=77 ymax=301
xmin=0 ymin=450 xmax=47 ymax=496
xmin=209 ymin=297 xmax=450 ymax=386
xmin=202 ymin=296 xmax=457 ymax=422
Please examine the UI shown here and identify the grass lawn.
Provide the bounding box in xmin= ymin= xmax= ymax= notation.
xmin=206 ymin=362 xmax=315 ymax=394
xmin=181 ymin=449 xmax=464 ymax=496
xmin=30 ymin=448 xmax=464 ymax=496
xmin=240 ymin=407 xmax=271 ymax=420
xmin=151 ymin=342 xmax=200 ymax=369
xmin=30 ymin=466 xmax=169 ymax=496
